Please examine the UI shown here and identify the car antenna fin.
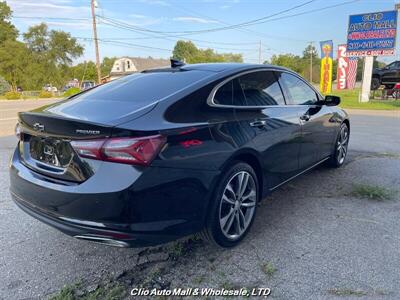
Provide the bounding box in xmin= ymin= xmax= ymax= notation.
xmin=170 ymin=58 xmax=185 ymax=68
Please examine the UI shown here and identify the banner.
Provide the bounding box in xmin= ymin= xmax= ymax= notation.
xmin=336 ymin=44 xmax=358 ymax=90
xmin=320 ymin=40 xmax=333 ymax=94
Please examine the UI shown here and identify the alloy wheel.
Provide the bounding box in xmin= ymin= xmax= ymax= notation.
xmin=219 ymin=171 xmax=257 ymax=240
xmin=337 ymin=125 xmax=349 ymax=164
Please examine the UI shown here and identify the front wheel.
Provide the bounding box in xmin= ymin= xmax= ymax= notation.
xmin=371 ymin=77 xmax=380 ymax=90
xmin=327 ymin=123 xmax=349 ymax=168
xmin=201 ymin=162 xmax=258 ymax=248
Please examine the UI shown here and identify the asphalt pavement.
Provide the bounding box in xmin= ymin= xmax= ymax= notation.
xmin=0 ymin=99 xmax=60 ymax=136
xmin=0 ymin=102 xmax=399 ymax=299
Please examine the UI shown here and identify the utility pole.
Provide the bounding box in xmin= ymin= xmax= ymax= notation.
xmin=309 ymin=41 xmax=314 ymax=83
xmin=258 ymin=41 xmax=262 ymax=64
xmin=91 ymin=0 xmax=101 ymax=84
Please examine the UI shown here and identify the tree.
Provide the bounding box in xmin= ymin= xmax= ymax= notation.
xmin=24 ymin=23 xmax=83 ymax=66
xmin=172 ymin=40 xmax=198 ymax=62
xmin=0 ymin=40 xmax=31 ymax=90
xmin=269 ymin=54 xmax=305 ymax=74
xmin=22 ymin=23 xmax=84 ymax=88
xmin=0 ymin=75 xmax=10 ymax=94
xmin=0 ymin=2 xmax=18 ymax=44
xmin=172 ymin=40 xmax=243 ymax=63
xmin=48 ymin=30 xmax=84 ymax=66
xmin=302 ymin=44 xmax=318 ymax=60
xmin=101 ymin=56 xmax=117 ymax=77
xmin=68 ymin=61 xmax=97 ymax=82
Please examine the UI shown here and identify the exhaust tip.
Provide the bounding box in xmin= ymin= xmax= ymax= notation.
xmin=74 ymin=235 xmax=130 ymax=248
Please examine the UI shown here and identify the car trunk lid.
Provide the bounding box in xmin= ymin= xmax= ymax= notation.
xmin=18 ymin=112 xmax=114 ymax=183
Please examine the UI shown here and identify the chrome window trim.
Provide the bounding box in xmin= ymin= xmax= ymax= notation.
xmin=207 ymin=68 xmax=323 ymax=109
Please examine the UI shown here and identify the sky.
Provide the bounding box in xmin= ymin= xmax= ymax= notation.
xmin=6 ymin=0 xmax=400 ymax=64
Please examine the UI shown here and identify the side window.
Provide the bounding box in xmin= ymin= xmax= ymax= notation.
xmin=213 ymin=80 xmax=233 ymax=105
xmin=236 ymin=71 xmax=285 ymax=106
xmin=387 ymin=62 xmax=397 ymax=69
xmin=278 ymin=72 xmax=318 ymax=105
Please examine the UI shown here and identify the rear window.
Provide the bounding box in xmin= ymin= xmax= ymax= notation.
xmin=72 ymin=70 xmax=210 ymax=103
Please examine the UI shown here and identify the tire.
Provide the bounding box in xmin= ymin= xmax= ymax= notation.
xmin=327 ymin=123 xmax=349 ymax=168
xmin=371 ymin=77 xmax=380 ymax=90
xmin=201 ymin=162 xmax=259 ymax=248
xmin=393 ymin=90 xmax=400 ymax=99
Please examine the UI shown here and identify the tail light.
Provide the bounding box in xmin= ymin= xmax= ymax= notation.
xmin=71 ymin=135 xmax=166 ymax=166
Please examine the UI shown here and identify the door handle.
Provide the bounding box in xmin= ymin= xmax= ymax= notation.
xmin=250 ymin=120 xmax=267 ymax=127
xmin=300 ymin=114 xmax=310 ymax=122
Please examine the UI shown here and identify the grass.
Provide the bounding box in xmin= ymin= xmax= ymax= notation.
xmin=220 ymin=281 xmax=236 ymax=290
xmin=50 ymin=283 xmax=126 ymax=300
xmin=50 ymin=285 xmax=75 ymax=300
xmin=84 ymin=285 xmax=125 ymax=300
xmin=351 ymin=184 xmax=394 ymax=201
xmin=328 ymin=288 xmax=367 ymax=297
xmin=261 ymin=262 xmax=277 ymax=276
xmin=329 ymin=88 xmax=400 ymax=110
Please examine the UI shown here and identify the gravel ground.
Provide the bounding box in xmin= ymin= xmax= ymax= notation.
xmin=0 ymin=112 xmax=399 ymax=299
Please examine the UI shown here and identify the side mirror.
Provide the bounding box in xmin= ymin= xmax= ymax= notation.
xmin=384 ymin=66 xmax=390 ymax=70
xmin=322 ymin=95 xmax=340 ymax=106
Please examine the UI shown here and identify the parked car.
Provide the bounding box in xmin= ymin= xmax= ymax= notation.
xmin=43 ymin=84 xmax=58 ymax=93
xmin=81 ymin=80 xmax=95 ymax=91
xmin=10 ymin=63 xmax=350 ymax=248
xmin=371 ymin=61 xmax=400 ymax=90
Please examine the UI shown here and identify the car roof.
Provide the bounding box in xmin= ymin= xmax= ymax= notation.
xmin=143 ymin=62 xmax=291 ymax=74
xmin=180 ymin=62 xmax=289 ymax=73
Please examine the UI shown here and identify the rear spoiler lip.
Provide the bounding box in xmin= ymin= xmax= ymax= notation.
xmin=18 ymin=111 xmax=114 ymax=140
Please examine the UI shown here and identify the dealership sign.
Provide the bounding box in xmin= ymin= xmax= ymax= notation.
xmin=347 ymin=10 xmax=397 ymax=57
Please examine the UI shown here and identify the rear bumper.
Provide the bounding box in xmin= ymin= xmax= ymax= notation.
xmin=12 ymin=193 xmax=174 ymax=247
xmin=9 ymin=147 xmax=220 ymax=247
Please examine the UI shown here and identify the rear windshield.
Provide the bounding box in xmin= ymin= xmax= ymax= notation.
xmin=72 ymin=70 xmax=210 ymax=103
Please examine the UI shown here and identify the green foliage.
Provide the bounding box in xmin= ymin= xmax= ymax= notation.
xmin=0 ymin=76 xmax=10 ymax=94
xmin=0 ymin=40 xmax=31 ymax=89
xmin=261 ymin=262 xmax=277 ymax=276
xmin=63 ymin=87 xmax=81 ymax=97
xmin=4 ymin=91 xmax=21 ymax=100
xmin=331 ymin=88 xmax=400 ymax=110
xmin=351 ymin=184 xmax=394 ymax=200
xmin=172 ymin=40 xmax=243 ymax=63
xmin=39 ymin=90 xmax=53 ymax=98
xmin=101 ymin=57 xmax=117 ymax=77
xmin=50 ymin=284 xmax=75 ymax=300
xmin=24 ymin=23 xmax=84 ymax=65
xmin=302 ymin=44 xmax=318 ymax=60
xmin=0 ymin=2 xmax=18 ymax=44
xmin=270 ymin=53 xmax=306 ymax=74
xmin=328 ymin=288 xmax=367 ymax=296
xmin=68 ymin=61 xmax=97 ymax=82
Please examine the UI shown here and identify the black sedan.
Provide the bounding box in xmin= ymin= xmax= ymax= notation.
xmin=9 ymin=62 xmax=349 ymax=248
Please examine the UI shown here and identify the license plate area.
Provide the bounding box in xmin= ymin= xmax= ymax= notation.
xmin=29 ymin=136 xmax=73 ymax=168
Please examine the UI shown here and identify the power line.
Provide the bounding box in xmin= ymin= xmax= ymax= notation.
xmin=88 ymin=38 xmax=173 ymax=52
xmin=97 ymin=0 xmax=358 ymax=36
xmin=13 ymin=16 xmax=90 ymax=21
xmin=96 ymin=0 xmax=316 ymax=35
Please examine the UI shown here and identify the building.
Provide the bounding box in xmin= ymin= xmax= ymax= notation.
xmin=109 ymin=57 xmax=170 ymax=81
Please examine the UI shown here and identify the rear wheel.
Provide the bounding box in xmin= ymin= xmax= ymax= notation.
xmin=201 ymin=162 xmax=258 ymax=247
xmin=327 ymin=123 xmax=349 ymax=168
xmin=371 ymin=77 xmax=380 ymax=90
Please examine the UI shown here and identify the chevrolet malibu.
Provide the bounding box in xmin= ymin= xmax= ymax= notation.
xmin=10 ymin=62 xmax=350 ymax=248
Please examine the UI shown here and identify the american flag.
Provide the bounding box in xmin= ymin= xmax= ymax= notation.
xmin=347 ymin=57 xmax=358 ymax=89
